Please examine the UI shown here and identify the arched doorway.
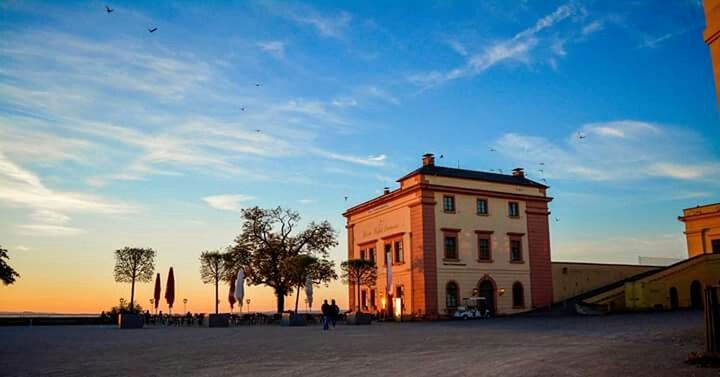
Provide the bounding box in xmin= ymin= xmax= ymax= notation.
xmin=669 ymin=287 xmax=678 ymax=310
xmin=690 ymin=280 xmax=703 ymax=309
xmin=477 ymin=278 xmax=496 ymax=315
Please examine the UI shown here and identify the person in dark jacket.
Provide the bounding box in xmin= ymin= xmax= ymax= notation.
xmin=330 ymin=299 xmax=339 ymax=328
xmin=321 ymin=300 xmax=331 ymax=330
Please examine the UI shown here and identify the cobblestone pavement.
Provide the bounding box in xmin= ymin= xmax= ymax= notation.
xmin=1 ymin=311 xmax=717 ymax=377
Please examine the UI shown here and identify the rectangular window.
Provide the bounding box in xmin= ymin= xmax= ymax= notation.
xmin=510 ymin=239 xmax=523 ymax=262
xmin=443 ymin=195 xmax=455 ymax=213
xmin=360 ymin=249 xmax=367 ymax=260
xmin=713 ymin=239 xmax=720 ymax=254
xmin=478 ymin=237 xmax=491 ymax=261
xmin=444 ymin=235 xmax=458 ymax=260
xmin=396 ymin=285 xmax=403 ymax=298
xmin=476 ymin=198 xmax=488 ymax=215
xmin=393 ymin=240 xmax=403 ymax=264
xmin=370 ymin=289 xmax=376 ymax=310
xmin=384 ymin=243 xmax=392 ymax=266
xmin=361 ymin=290 xmax=367 ymax=310
xmin=369 ymin=247 xmax=376 ymax=263
xmin=508 ymin=201 xmax=520 ymax=217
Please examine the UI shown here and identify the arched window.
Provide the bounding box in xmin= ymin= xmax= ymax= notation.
xmin=512 ymin=282 xmax=525 ymax=308
xmin=446 ymin=282 xmax=459 ymax=310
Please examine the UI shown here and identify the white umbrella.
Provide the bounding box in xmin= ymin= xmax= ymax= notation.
xmin=234 ymin=270 xmax=245 ymax=312
xmin=304 ymin=275 xmax=313 ymax=312
xmin=386 ymin=250 xmax=393 ymax=296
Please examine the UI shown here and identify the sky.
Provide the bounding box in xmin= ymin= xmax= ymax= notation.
xmin=0 ymin=0 xmax=718 ymax=314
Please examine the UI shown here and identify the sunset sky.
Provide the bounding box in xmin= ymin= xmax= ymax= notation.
xmin=1 ymin=0 xmax=718 ymax=314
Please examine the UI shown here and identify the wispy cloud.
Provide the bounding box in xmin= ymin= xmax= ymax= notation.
xmin=0 ymin=152 xmax=138 ymax=236
xmin=581 ymin=20 xmax=604 ymax=35
xmin=257 ymin=40 xmax=286 ymax=58
xmin=640 ymin=33 xmax=674 ymax=48
xmin=203 ymin=194 xmax=255 ymax=212
xmin=263 ymin=2 xmax=352 ymax=39
xmin=493 ymin=120 xmax=720 ymax=183
xmin=408 ymin=3 xmax=581 ymax=87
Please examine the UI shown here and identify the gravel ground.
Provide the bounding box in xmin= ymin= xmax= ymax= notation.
xmin=0 ymin=311 xmax=717 ymax=377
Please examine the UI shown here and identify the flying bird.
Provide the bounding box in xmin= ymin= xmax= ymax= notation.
xmin=148 ymin=27 xmax=158 ymax=33
xmin=344 ymin=196 xmax=348 ymax=202
xmin=576 ymin=132 xmax=586 ymax=140
xmin=254 ymin=129 xmax=261 ymax=133
xmin=539 ymin=162 xmax=545 ymax=166
xmin=240 ymin=107 xmax=246 ymax=111
xmin=489 ymin=147 xmax=496 ymax=152
xmin=105 ymin=5 xmax=114 ymax=13
xmin=255 ymin=83 xmax=262 ymax=87
xmin=554 ymin=217 xmax=560 ymax=222
xmin=439 ymin=154 xmax=444 ymax=159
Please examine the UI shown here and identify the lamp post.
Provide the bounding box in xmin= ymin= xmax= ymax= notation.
xmin=246 ymin=299 xmax=251 ymax=313
xmin=183 ymin=298 xmax=188 ymax=313
xmin=149 ymin=299 xmax=154 ymax=314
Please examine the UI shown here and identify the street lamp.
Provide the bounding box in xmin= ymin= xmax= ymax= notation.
xmin=183 ymin=298 xmax=188 ymax=313
xmin=246 ymin=299 xmax=251 ymax=313
xmin=150 ymin=298 xmax=154 ymax=314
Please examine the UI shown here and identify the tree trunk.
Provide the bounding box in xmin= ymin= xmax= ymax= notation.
xmin=356 ymin=276 xmax=361 ymax=312
xmin=214 ymin=278 xmax=219 ymax=314
xmin=294 ymin=283 xmax=301 ymax=313
xmin=130 ymin=277 xmax=136 ymax=314
xmin=275 ymin=289 xmax=285 ymax=313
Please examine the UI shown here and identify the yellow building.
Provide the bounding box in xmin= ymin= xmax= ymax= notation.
xmin=679 ymin=203 xmax=720 ymax=256
xmin=573 ymin=203 xmax=720 ymax=312
xmin=343 ymin=154 xmax=553 ymax=318
xmin=705 ymin=0 xmax=720 ymax=109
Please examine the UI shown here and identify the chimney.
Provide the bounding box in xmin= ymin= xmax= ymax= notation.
xmin=422 ymin=153 xmax=435 ymax=166
xmin=512 ymin=168 xmax=525 ymax=177
xmin=383 ymin=187 xmax=390 ymax=195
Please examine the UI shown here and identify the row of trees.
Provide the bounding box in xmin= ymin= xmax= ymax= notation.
xmin=114 ymin=206 xmax=378 ymax=314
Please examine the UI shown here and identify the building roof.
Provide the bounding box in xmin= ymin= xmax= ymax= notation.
xmin=397 ymin=164 xmax=548 ymax=189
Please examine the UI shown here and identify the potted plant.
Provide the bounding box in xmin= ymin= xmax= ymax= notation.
xmin=341 ymin=259 xmax=377 ymax=325
xmin=282 ymin=254 xmax=337 ymax=326
xmin=113 ymin=247 xmax=156 ymax=329
xmin=200 ymin=250 xmax=230 ymax=327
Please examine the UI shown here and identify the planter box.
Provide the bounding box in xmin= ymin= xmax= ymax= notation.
xmin=208 ymin=314 xmax=230 ymax=328
xmin=281 ymin=313 xmax=307 ymax=326
xmin=346 ymin=312 xmax=372 ymax=325
xmin=118 ymin=313 xmax=144 ymax=329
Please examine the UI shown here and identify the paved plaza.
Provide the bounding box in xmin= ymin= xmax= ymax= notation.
xmin=1 ymin=311 xmax=717 ymax=377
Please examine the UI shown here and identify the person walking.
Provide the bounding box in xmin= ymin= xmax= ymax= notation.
xmin=321 ymin=299 xmax=330 ymax=331
xmin=330 ymin=299 xmax=339 ymax=328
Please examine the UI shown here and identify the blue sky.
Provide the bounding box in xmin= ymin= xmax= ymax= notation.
xmin=0 ymin=0 xmax=718 ymax=311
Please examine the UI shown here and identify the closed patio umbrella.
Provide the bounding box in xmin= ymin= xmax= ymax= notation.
xmin=228 ymin=282 xmax=237 ymax=314
xmin=165 ymin=267 xmax=175 ymax=314
xmin=304 ymin=275 xmax=313 ymax=312
xmin=153 ymin=273 xmax=161 ymax=314
xmin=234 ymin=270 xmax=244 ymax=312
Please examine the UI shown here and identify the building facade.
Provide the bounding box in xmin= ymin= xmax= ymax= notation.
xmin=343 ymin=154 xmax=553 ymax=318
xmin=705 ymin=0 xmax=720 ymax=109
xmin=571 ymin=203 xmax=720 ymax=312
xmin=679 ymin=203 xmax=720 ymax=257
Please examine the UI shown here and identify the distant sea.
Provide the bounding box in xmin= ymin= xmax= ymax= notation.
xmin=0 ymin=312 xmax=97 ymax=318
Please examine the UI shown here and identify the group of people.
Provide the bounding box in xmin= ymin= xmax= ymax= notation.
xmin=320 ymin=299 xmax=340 ymax=331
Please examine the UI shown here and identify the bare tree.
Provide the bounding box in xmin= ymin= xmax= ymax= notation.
xmin=341 ymin=259 xmax=377 ymax=312
xmin=286 ymin=254 xmax=337 ymax=313
xmin=0 ymin=246 xmax=20 ymax=285
xmin=229 ymin=207 xmax=337 ymax=313
xmin=200 ymin=250 xmax=227 ymax=314
xmin=113 ymin=247 xmax=156 ymax=313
